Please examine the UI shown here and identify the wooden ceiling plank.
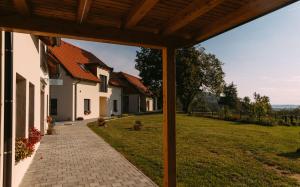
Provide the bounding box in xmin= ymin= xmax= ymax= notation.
xmin=124 ymin=0 xmax=159 ymax=28
xmin=162 ymin=0 xmax=223 ymax=35
xmin=13 ymin=0 xmax=30 ymax=16
xmin=0 ymin=15 xmax=185 ymax=49
xmin=176 ymin=0 xmax=296 ymax=47
xmin=77 ymin=0 xmax=93 ymax=24
xmin=194 ymin=0 xmax=294 ymax=42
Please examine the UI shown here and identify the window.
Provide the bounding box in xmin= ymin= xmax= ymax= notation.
xmin=78 ymin=63 xmax=89 ymax=72
xmin=50 ymin=98 xmax=57 ymax=115
xmin=99 ymin=75 xmax=108 ymax=92
xmin=113 ymin=100 xmax=118 ymax=112
xmin=84 ymin=99 xmax=90 ymax=112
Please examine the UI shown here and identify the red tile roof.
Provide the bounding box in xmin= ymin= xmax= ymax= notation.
xmin=109 ymin=72 xmax=152 ymax=96
xmin=48 ymin=41 xmax=111 ymax=82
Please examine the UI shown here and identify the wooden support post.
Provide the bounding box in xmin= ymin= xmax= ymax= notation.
xmin=162 ymin=47 xmax=176 ymax=187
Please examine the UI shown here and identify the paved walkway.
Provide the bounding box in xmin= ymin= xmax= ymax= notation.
xmin=20 ymin=120 xmax=157 ymax=187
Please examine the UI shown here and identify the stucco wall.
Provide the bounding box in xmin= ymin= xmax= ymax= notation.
xmin=76 ymin=80 xmax=99 ymax=119
xmin=51 ymin=66 xmax=113 ymax=120
xmin=50 ymin=67 xmax=74 ymax=121
xmin=146 ymin=97 xmax=154 ymax=111
xmin=11 ymin=33 xmax=50 ymax=187
xmin=109 ymin=86 xmax=122 ymax=116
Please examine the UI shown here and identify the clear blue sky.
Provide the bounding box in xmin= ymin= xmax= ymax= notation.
xmin=65 ymin=1 xmax=300 ymax=105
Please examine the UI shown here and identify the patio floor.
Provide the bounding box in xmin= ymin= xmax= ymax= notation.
xmin=20 ymin=119 xmax=157 ymax=187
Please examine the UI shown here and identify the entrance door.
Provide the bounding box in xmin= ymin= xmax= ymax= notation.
xmin=40 ymin=90 xmax=45 ymax=135
xmin=99 ymin=97 xmax=108 ymax=117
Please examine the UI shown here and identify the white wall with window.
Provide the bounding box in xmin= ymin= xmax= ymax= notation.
xmin=109 ymin=86 xmax=122 ymax=116
xmin=76 ymin=81 xmax=98 ymax=119
xmin=97 ymin=68 xmax=111 ymax=98
xmin=50 ymin=67 xmax=74 ymax=121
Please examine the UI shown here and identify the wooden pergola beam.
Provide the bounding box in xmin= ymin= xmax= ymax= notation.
xmin=0 ymin=15 xmax=184 ymax=49
xmin=162 ymin=47 xmax=176 ymax=187
xmin=13 ymin=0 xmax=30 ymax=16
xmin=77 ymin=0 xmax=93 ymax=24
xmin=184 ymin=0 xmax=296 ymax=47
xmin=124 ymin=0 xmax=159 ymax=29
xmin=162 ymin=0 xmax=223 ymax=35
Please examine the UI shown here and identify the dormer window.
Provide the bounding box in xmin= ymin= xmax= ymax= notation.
xmin=78 ymin=63 xmax=89 ymax=72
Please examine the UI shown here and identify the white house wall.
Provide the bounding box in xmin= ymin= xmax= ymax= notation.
xmin=50 ymin=67 xmax=74 ymax=121
xmin=146 ymin=97 xmax=154 ymax=111
xmin=109 ymin=86 xmax=122 ymax=116
xmin=76 ymin=80 xmax=99 ymax=119
xmin=9 ymin=33 xmax=49 ymax=187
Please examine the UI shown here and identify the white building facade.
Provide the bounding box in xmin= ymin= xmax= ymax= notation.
xmin=0 ymin=32 xmax=51 ymax=187
xmin=48 ymin=41 xmax=155 ymax=122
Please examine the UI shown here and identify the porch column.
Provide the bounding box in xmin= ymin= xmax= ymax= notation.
xmin=3 ymin=31 xmax=13 ymax=187
xmin=162 ymin=47 xmax=176 ymax=187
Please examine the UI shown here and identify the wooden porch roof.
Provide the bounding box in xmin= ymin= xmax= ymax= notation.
xmin=0 ymin=0 xmax=297 ymax=48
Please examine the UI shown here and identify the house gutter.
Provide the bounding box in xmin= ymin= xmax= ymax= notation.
xmin=74 ymin=79 xmax=81 ymax=121
xmin=3 ymin=32 xmax=13 ymax=187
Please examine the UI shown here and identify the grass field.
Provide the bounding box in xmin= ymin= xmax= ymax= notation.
xmin=88 ymin=114 xmax=300 ymax=186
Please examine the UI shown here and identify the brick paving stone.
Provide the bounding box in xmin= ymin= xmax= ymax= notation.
xmin=20 ymin=120 xmax=157 ymax=187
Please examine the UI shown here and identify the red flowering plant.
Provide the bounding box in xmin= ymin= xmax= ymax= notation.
xmin=15 ymin=138 xmax=34 ymax=163
xmin=29 ymin=127 xmax=42 ymax=145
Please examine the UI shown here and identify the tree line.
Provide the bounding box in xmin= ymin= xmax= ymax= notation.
xmin=135 ymin=47 xmax=299 ymax=126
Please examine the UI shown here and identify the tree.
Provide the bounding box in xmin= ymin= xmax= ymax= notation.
xmin=253 ymin=92 xmax=271 ymax=120
xmin=135 ymin=48 xmax=163 ymax=108
xmin=135 ymin=47 xmax=225 ymax=113
xmin=176 ymin=47 xmax=224 ymax=113
xmin=240 ymin=96 xmax=252 ymax=115
xmin=218 ymin=82 xmax=239 ymax=116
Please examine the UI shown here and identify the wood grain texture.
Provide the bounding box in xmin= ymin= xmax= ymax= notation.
xmin=162 ymin=47 xmax=176 ymax=187
xmin=0 ymin=15 xmax=184 ymax=48
xmin=77 ymin=0 xmax=93 ymax=23
xmin=13 ymin=0 xmax=30 ymax=15
xmin=0 ymin=0 xmax=296 ymax=48
xmin=163 ymin=0 xmax=223 ymax=35
xmin=125 ymin=0 xmax=159 ymax=28
xmin=186 ymin=0 xmax=297 ymax=47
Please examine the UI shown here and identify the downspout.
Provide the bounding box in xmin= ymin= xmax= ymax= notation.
xmin=74 ymin=80 xmax=80 ymax=121
xmin=3 ymin=32 xmax=13 ymax=187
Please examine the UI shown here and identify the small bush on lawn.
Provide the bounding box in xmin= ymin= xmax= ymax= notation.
xmin=15 ymin=138 xmax=34 ymax=163
xmin=133 ymin=120 xmax=142 ymax=131
xmin=77 ymin=117 xmax=84 ymax=121
xmin=29 ymin=127 xmax=42 ymax=144
xmin=98 ymin=118 xmax=106 ymax=127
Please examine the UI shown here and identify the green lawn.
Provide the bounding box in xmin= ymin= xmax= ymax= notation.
xmin=88 ymin=114 xmax=300 ymax=186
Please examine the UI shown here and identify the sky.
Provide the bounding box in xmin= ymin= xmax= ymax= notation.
xmin=65 ymin=1 xmax=300 ymax=105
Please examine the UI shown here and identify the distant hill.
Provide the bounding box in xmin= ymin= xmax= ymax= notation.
xmin=272 ymin=105 xmax=300 ymax=110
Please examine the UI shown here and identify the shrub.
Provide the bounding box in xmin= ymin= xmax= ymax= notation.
xmin=47 ymin=124 xmax=55 ymax=135
xmin=15 ymin=138 xmax=34 ymax=163
xmin=98 ymin=118 xmax=106 ymax=127
xmin=133 ymin=120 xmax=142 ymax=131
xmin=278 ymin=119 xmax=290 ymax=126
xmin=77 ymin=117 xmax=84 ymax=121
xmin=29 ymin=127 xmax=41 ymax=144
